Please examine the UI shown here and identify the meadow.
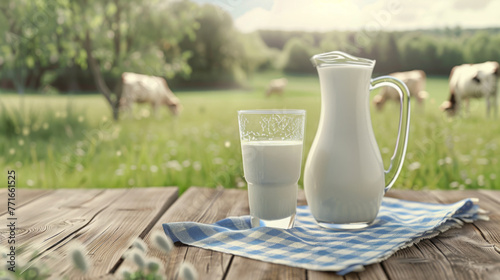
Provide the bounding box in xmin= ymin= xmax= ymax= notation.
xmin=1 ymin=72 xmax=499 ymax=193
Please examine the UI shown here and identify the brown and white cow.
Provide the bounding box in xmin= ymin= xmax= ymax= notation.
xmin=266 ymin=78 xmax=288 ymax=97
xmin=119 ymin=72 xmax=182 ymax=116
xmin=373 ymin=70 xmax=428 ymax=110
xmin=440 ymin=61 xmax=499 ymax=117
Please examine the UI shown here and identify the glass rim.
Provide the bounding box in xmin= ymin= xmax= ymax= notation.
xmin=238 ymin=109 xmax=306 ymax=115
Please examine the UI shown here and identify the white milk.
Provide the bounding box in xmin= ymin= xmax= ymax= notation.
xmin=304 ymin=65 xmax=385 ymax=225
xmin=242 ymin=141 xmax=303 ymax=220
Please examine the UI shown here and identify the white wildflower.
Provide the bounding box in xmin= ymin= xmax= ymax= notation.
xmin=476 ymin=158 xmax=488 ymax=165
xmin=116 ymin=150 xmax=122 ymax=157
xmin=178 ymin=262 xmax=198 ymax=280
xmin=18 ymin=139 xmax=24 ymax=146
xmin=449 ymin=181 xmax=459 ymax=189
xmin=70 ymin=243 xmax=90 ymax=273
xmin=213 ymin=158 xmax=223 ymax=165
xmin=224 ymin=141 xmax=231 ymax=148
xmin=444 ymin=157 xmax=453 ymax=164
xmin=146 ymin=257 xmax=163 ymax=273
xmin=75 ymin=164 xmax=84 ymax=172
xmin=130 ymin=165 xmax=137 ymax=170
xmin=408 ymin=162 xmax=421 ymax=171
xmin=150 ymin=165 xmax=159 ymax=173
xmin=193 ymin=161 xmax=202 ymax=171
xmin=182 ymin=160 xmax=191 ymax=168
xmin=26 ymin=180 xmax=34 ymax=187
xmin=151 ymin=231 xmax=173 ymax=254
xmin=9 ymin=148 xmax=15 ymax=155
xmin=132 ymin=238 xmax=148 ymax=253
xmin=490 ymin=174 xmax=497 ymax=180
xmin=115 ymin=169 xmax=124 ymax=176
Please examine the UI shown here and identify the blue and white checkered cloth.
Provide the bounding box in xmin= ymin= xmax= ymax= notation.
xmin=163 ymin=197 xmax=486 ymax=275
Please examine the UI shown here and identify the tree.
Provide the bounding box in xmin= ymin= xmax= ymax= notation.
xmin=72 ymin=0 xmax=199 ymax=120
xmin=282 ymin=38 xmax=316 ymax=74
xmin=0 ymin=0 xmax=61 ymax=93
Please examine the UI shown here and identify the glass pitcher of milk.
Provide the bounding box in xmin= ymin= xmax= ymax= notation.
xmin=304 ymin=51 xmax=411 ymax=229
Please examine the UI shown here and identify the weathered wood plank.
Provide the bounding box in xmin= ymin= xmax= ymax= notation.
xmin=367 ymin=190 xmax=458 ymax=280
xmin=0 ymin=189 xmax=111 ymax=256
xmin=224 ymin=190 xmax=308 ymax=280
xmin=0 ymin=187 xmax=178 ymax=279
xmin=116 ymin=187 xmax=227 ymax=279
xmin=0 ymin=189 xmax=53 ymax=216
xmin=386 ymin=190 xmax=500 ymax=279
xmin=430 ymin=190 xmax=500 ymax=278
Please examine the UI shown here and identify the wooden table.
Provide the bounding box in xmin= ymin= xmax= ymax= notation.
xmin=1 ymin=187 xmax=500 ymax=279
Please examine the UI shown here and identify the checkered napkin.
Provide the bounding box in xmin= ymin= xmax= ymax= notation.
xmin=163 ymin=197 xmax=487 ymax=275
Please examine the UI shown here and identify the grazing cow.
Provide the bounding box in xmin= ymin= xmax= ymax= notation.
xmin=373 ymin=70 xmax=428 ymax=110
xmin=119 ymin=72 xmax=181 ymax=116
xmin=266 ymin=78 xmax=288 ymax=97
xmin=440 ymin=61 xmax=499 ymax=117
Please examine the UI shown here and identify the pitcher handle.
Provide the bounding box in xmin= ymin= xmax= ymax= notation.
xmin=370 ymin=76 xmax=411 ymax=193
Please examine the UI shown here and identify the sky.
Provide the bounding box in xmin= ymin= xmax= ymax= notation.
xmin=192 ymin=0 xmax=500 ymax=32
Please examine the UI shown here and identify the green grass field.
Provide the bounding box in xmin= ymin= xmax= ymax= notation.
xmin=1 ymin=72 xmax=499 ymax=192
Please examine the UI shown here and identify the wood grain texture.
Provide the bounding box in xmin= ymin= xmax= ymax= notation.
xmin=0 ymin=187 xmax=178 ymax=279
xmin=116 ymin=187 xmax=227 ymax=279
xmin=0 ymin=189 xmax=53 ymax=216
xmin=4 ymin=188 xmax=499 ymax=280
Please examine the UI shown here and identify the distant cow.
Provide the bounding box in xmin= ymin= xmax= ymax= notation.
xmin=119 ymin=72 xmax=182 ymax=116
xmin=373 ymin=70 xmax=428 ymax=110
xmin=266 ymin=78 xmax=288 ymax=97
xmin=440 ymin=62 xmax=499 ymax=117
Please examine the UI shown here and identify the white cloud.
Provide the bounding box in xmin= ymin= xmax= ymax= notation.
xmin=232 ymin=0 xmax=500 ymax=32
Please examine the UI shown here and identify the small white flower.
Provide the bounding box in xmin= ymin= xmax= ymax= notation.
xmin=444 ymin=157 xmax=453 ymax=164
xmin=115 ymin=169 xmax=124 ymax=176
xmin=132 ymin=238 xmax=148 ymax=252
xmin=408 ymin=162 xmax=421 ymax=171
xmin=213 ymin=158 xmax=223 ymax=165
xmin=70 ymin=242 xmax=90 ymax=273
xmin=116 ymin=150 xmax=122 ymax=157
xmin=146 ymin=257 xmax=163 ymax=273
xmin=150 ymin=165 xmax=159 ymax=173
xmin=182 ymin=160 xmax=191 ymax=167
xmin=449 ymin=181 xmax=459 ymax=188
xmin=75 ymin=148 xmax=85 ymax=157
xmin=42 ymin=123 xmax=49 ymax=129
xmin=130 ymin=165 xmax=137 ymax=170
xmin=437 ymin=159 xmax=445 ymax=166
xmin=465 ymin=178 xmax=472 ymax=185
xmin=26 ymin=180 xmax=34 ymax=187
xmin=75 ymin=164 xmax=84 ymax=172
xmin=18 ymin=139 xmax=24 ymax=146
xmin=151 ymin=231 xmax=173 ymax=254
xmin=476 ymin=158 xmax=488 ymax=165
xmin=193 ymin=161 xmax=202 ymax=171
xmin=224 ymin=141 xmax=231 ymax=148
xmin=9 ymin=148 xmax=15 ymax=155
xmin=381 ymin=147 xmax=390 ymax=154
xmin=490 ymin=174 xmax=497 ymax=180
xmin=178 ymin=262 xmax=198 ymax=280
xmin=78 ymin=116 xmax=85 ymax=123
xmin=166 ymin=160 xmax=182 ymax=171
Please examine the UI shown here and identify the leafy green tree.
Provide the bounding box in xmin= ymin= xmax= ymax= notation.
xmin=282 ymin=37 xmax=316 ymax=74
xmin=0 ymin=0 xmax=61 ymax=93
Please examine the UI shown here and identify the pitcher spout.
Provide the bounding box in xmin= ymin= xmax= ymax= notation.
xmin=311 ymin=51 xmax=375 ymax=68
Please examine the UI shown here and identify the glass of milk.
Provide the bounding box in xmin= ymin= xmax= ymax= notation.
xmin=238 ymin=109 xmax=306 ymax=229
